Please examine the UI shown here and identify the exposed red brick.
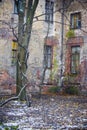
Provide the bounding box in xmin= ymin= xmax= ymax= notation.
xmin=45 ymin=36 xmax=58 ymax=46
xmin=65 ymin=36 xmax=84 ymax=75
xmin=0 ymin=70 xmax=16 ymax=95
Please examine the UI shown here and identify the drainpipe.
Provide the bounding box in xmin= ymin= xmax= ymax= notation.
xmin=58 ymin=0 xmax=65 ymax=88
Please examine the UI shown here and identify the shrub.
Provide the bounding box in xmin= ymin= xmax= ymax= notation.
xmin=48 ymin=86 xmax=60 ymax=93
xmin=65 ymin=86 xmax=79 ymax=95
xmin=4 ymin=128 xmax=10 ymax=130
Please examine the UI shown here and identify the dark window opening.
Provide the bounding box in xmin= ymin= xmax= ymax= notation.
xmin=45 ymin=0 xmax=54 ymax=23
xmin=71 ymin=46 xmax=80 ymax=74
xmin=0 ymin=0 xmax=2 ymax=2
xmin=44 ymin=45 xmax=52 ymax=68
xmin=14 ymin=0 xmax=18 ymax=14
xmin=70 ymin=12 xmax=81 ymax=29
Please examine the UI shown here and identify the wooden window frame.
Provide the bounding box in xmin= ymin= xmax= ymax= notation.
xmin=70 ymin=12 xmax=81 ymax=29
xmin=44 ymin=45 xmax=53 ymax=69
xmin=65 ymin=37 xmax=83 ymax=75
xmin=11 ymin=39 xmax=18 ymax=65
xmin=70 ymin=46 xmax=80 ymax=74
xmin=14 ymin=0 xmax=18 ymax=14
xmin=45 ymin=0 xmax=54 ymax=23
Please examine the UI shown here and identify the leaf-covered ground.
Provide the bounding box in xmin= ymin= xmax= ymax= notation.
xmin=0 ymin=95 xmax=87 ymax=130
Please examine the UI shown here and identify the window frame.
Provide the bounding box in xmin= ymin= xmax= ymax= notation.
xmin=11 ymin=39 xmax=18 ymax=65
xmin=44 ymin=45 xmax=53 ymax=69
xmin=70 ymin=12 xmax=81 ymax=29
xmin=70 ymin=46 xmax=80 ymax=74
xmin=45 ymin=0 xmax=54 ymax=23
xmin=14 ymin=0 xmax=18 ymax=14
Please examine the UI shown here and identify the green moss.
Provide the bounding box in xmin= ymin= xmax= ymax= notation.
xmin=0 ymin=123 xmax=19 ymax=130
xmin=66 ymin=29 xmax=75 ymax=38
xmin=11 ymin=126 xmax=19 ymax=130
xmin=50 ymin=58 xmax=58 ymax=81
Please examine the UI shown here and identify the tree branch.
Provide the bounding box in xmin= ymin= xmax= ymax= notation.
xmin=0 ymin=83 xmax=28 ymax=107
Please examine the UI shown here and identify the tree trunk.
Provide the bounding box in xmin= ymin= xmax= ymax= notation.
xmin=16 ymin=0 xmax=39 ymax=100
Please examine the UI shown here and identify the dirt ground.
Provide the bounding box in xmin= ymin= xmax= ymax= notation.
xmin=0 ymin=95 xmax=87 ymax=130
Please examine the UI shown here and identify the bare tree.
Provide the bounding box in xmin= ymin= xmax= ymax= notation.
xmin=14 ymin=0 xmax=39 ymax=100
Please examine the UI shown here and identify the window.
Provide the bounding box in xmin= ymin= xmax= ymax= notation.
xmin=11 ymin=40 xmax=18 ymax=65
xmin=70 ymin=12 xmax=81 ymax=29
xmin=45 ymin=0 xmax=54 ymax=23
xmin=14 ymin=0 xmax=18 ymax=14
xmin=71 ymin=46 xmax=80 ymax=74
xmin=0 ymin=0 xmax=2 ymax=2
xmin=44 ymin=45 xmax=52 ymax=68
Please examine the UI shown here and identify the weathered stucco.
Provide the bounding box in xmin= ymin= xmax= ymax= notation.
xmin=0 ymin=0 xmax=87 ymax=94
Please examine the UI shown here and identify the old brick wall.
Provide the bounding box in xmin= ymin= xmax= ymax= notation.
xmin=0 ymin=0 xmax=16 ymax=77
xmin=26 ymin=0 xmax=59 ymax=86
xmin=0 ymin=70 xmax=16 ymax=95
xmin=0 ymin=0 xmax=60 ymax=85
xmin=0 ymin=0 xmax=87 ymax=94
xmin=64 ymin=1 xmax=87 ymax=93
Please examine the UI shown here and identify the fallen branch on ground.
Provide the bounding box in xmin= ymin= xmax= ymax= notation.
xmin=0 ymin=83 xmax=28 ymax=107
